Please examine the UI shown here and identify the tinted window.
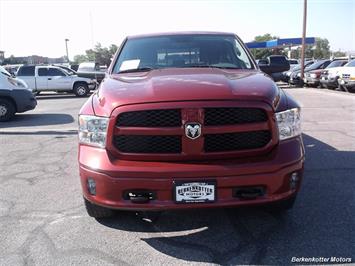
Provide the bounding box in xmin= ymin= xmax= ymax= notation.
xmin=113 ymin=35 xmax=253 ymax=73
xmin=38 ymin=68 xmax=48 ymax=76
xmin=305 ymin=60 xmax=329 ymax=71
xmin=288 ymin=59 xmax=298 ymax=64
xmin=326 ymin=60 xmax=347 ymax=68
xmin=320 ymin=61 xmax=331 ymax=69
xmin=345 ymin=60 xmax=355 ymax=67
xmin=17 ymin=66 xmax=35 ymax=76
xmin=47 ymin=68 xmax=66 ymax=76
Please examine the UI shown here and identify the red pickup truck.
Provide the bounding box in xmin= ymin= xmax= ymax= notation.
xmin=78 ymin=32 xmax=304 ymax=218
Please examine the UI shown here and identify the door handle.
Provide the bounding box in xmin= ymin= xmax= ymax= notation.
xmin=48 ymin=78 xmax=52 ymax=80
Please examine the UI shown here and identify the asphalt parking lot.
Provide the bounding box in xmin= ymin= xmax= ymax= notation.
xmin=0 ymin=88 xmax=354 ymax=265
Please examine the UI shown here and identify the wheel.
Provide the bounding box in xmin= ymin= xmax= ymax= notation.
xmin=84 ymin=198 xmax=114 ymax=218
xmin=0 ymin=98 xmax=16 ymax=122
xmin=73 ymin=83 xmax=89 ymax=97
xmin=337 ymin=84 xmax=348 ymax=92
xmin=267 ymin=195 xmax=297 ymax=213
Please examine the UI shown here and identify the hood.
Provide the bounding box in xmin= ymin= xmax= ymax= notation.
xmin=92 ymin=68 xmax=279 ymax=117
xmin=336 ymin=66 xmax=355 ymax=75
xmin=309 ymin=69 xmax=323 ymax=74
xmin=327 ymin=66 xmax=346 ymax=76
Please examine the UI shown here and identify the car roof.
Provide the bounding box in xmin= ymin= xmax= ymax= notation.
xmin=127 ymin=31 xmax=236 ymax=39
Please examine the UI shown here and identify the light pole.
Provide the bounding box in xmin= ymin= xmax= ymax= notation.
xmin=65 ymin=38 xmax=70 ymax=63
xmin=300 ymin=0 xmax=307 ymax=81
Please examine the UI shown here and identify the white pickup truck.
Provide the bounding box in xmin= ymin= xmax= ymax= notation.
xmin=16 ymin=65 xmax=97 ymax=97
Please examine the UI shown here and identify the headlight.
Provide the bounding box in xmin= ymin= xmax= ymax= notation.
xmin=78 ymin=115 xmax=109 ymax=148
xmin=275 ymin=108 xmax=301 ymax=141
xmin=310 ymin=73 xmax=317 ymax=78
xmin=8 ymin=77 xmax=27 ymax=88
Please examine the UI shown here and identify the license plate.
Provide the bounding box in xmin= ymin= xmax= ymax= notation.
xmin=174 ymin=181 xmax=216 ymax=203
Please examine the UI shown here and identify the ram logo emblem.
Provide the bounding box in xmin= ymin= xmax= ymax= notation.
xmin=185 ymin=123 xmax=202 ymax=140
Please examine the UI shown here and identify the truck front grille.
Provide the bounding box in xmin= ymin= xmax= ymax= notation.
xmin=112 ymin=104 xmax=274 ymax=159
xmin=204 ymin=107 xmax=267 ymax=126
xmin=114 ymin=135 xmax=181 ymax=153
xmin=116 ymin=109 xmax=181 ymax=127
xmin=204 ymin=131 xmax=271 ymax=152
xmin=342 ymin=74 xmax=350 ymax=80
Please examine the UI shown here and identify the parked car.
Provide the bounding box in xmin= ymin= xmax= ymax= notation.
xmin=281 ymin=60 xmax=314 ymax=83
xmin=288 ymin=59 xmax=299 ymax=69
xmin=16 ymin=65 xmax=97 ymax=97
xmin=76 ymin=62 xmax=106 ymax=83
xmin=0 ymin=66 xmax=36 ymax=121
xmin=319 ymin=60 xmax=348 ymax=89
xmin=78 ymin=32 xmax=304 ymax=218
xmin=304 ymin=59 xmax=346 ymax=87
xmin=257 ymin=55 xmax=290 ymax=81
xmin=289 ymin=59 xmax=331 ymax=86
xmin=337 ymin=59 xmax=355 ymax=92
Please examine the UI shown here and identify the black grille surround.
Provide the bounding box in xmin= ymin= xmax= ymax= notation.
xmin=204 ymin=131 xmax=272 ymax=153
xmin=114 ymin=135 xmax=181 ymax=154
xmin=204 ymin=107 xmax=267 ymax=126
xmin=116 ymin=109 xmax=181 ymax=127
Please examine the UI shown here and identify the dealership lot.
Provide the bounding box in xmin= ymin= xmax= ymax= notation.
xmin=0 ymin=89 xmax=354 ymax=265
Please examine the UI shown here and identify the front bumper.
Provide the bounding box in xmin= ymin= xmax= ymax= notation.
xmin=304 ymin=77 xmax=320 ymax=86
xmin=339 ymin=79 xmax=355 ymax=89
xmin=79 ymin=137 xmax=305 ymax=210
xmin=289 ymin=76 xmax=302 ymax=85
xmin=12 ymin=89 xmax=37 ymax=113
xmin=320 ymin=77 xmax=338 ymax=88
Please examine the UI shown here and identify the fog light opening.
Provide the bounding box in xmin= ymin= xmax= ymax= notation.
xmin=290 ymin=172 xmax=299 ymax=190
xmin=87 ymin=178 xmax=96 ymax=195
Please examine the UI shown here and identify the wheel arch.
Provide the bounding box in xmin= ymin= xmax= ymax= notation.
xmin=0 ymin=93 xmax=18 ymax=112
xmin=72 ymin=80 xmax=88 ymax=90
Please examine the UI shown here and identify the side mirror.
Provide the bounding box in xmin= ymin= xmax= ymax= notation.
xmin=258 ymin=56 xmax=290 ymax=75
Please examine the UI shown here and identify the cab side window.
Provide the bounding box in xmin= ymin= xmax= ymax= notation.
xmin=17 ymin=66 xmax=35 ymax=76
xmin=38 ymin=68 xmax=48 ymax=76
xmin=47 ymin=68 xmax=66 ymax=76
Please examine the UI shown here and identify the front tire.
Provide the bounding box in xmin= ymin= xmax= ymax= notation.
xmin=84 ymin=198 xmax=114 ymax=218
xmin=73 ymin=83 xmax=89 ymax=97
xmin=0 ymin=98 xmax=16 ymax=122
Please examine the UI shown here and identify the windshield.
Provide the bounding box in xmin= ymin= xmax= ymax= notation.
xmin=291 ymin=61 xmax=313 ymax=71
xmin=344 ymin=60 xmax=355 ymax=67
xmin=113 ymin=34 xmax=254 ymax=73
xmin=326 ymin=60 xmax=347 ymax=68
xmin=305 ymin=60 xmax=327 ymax=71
xmin=0 ymin=66 xmax=12 ymax=77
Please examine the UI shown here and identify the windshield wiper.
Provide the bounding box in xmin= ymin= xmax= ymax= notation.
xmin=184 ymin=65 xmax=242 ymax=70
xmin=117 ymin=67 xmax=154 ymax=74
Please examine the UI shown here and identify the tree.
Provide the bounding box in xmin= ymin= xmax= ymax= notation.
xmin=333 ymin=50 xmax=346 ymax=57
xmin=73 ymin=43 xmax=118 ymax=66
xmin=252 ymin=33 xmax=279 ymax=59
xmin=73 ymin=54 xmax=88 ymax=64
xmin=313 ymin=38 xmax=330 ymax=59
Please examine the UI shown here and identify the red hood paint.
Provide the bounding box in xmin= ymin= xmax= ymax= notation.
xmin=93 ymin=68 xmax=279 ymax=117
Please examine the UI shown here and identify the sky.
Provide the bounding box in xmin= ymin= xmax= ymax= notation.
xmin=0 ymin=0 xmax=354 ymax=60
